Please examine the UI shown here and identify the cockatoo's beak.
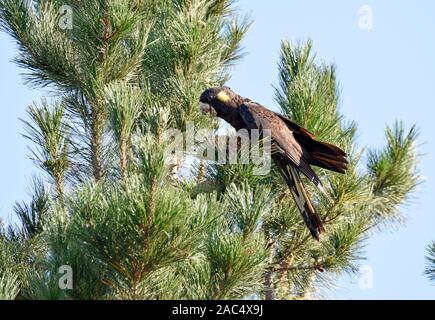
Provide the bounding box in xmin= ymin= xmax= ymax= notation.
xmin=199 ymin=102 xmax=217 ymax=116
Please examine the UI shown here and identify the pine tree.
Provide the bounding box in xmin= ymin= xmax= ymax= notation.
xmin=0 ymin=0 xmax=420 ymax=300
xmin=425 ymin=242 xmax=435 ymax=283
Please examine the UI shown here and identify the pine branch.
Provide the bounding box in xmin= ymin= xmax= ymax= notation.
xmin=21 ymin=99 xmax=70 ymax=202
xmin=367 ymin=120 xmax=421 ymax=222
xmin=425 ymin=241 xmax=435 ymax=283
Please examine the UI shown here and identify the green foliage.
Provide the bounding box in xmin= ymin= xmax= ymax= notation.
xmin=275 ymin=39 xmax=346 ymax=141
xmin=368 ymin=121 xmax=420 ymax=222
xmin=0 ymin=1 xmax=420 ymax=300
xmin=425 ymin=241 xmax=435 ymax=283
xmin=0 ymin=272 xmax=20 ymax=300
xmin=0 ymin=219 xmax=46 ymax=300
xmin=22 ymin=100 xmax=70 ymax=199
xmin=13 ymin=177 xmax=49 ymax=239
xmin=0 ymin=230 xmax=21 ymax=300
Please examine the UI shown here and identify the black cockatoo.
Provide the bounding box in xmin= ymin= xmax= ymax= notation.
xmin=199 ymin=86 xmax=348 ymax=240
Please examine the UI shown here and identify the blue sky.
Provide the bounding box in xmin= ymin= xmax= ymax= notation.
xmin=1 ymin=0 xmax=434 ymax=299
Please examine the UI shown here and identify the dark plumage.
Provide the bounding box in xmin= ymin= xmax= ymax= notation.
xmin=199 ymin=86 xmax=348 ymax=240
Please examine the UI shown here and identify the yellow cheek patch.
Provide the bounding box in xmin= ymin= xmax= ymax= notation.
xmin=217 ymin=91 xmax=230 ymax=103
